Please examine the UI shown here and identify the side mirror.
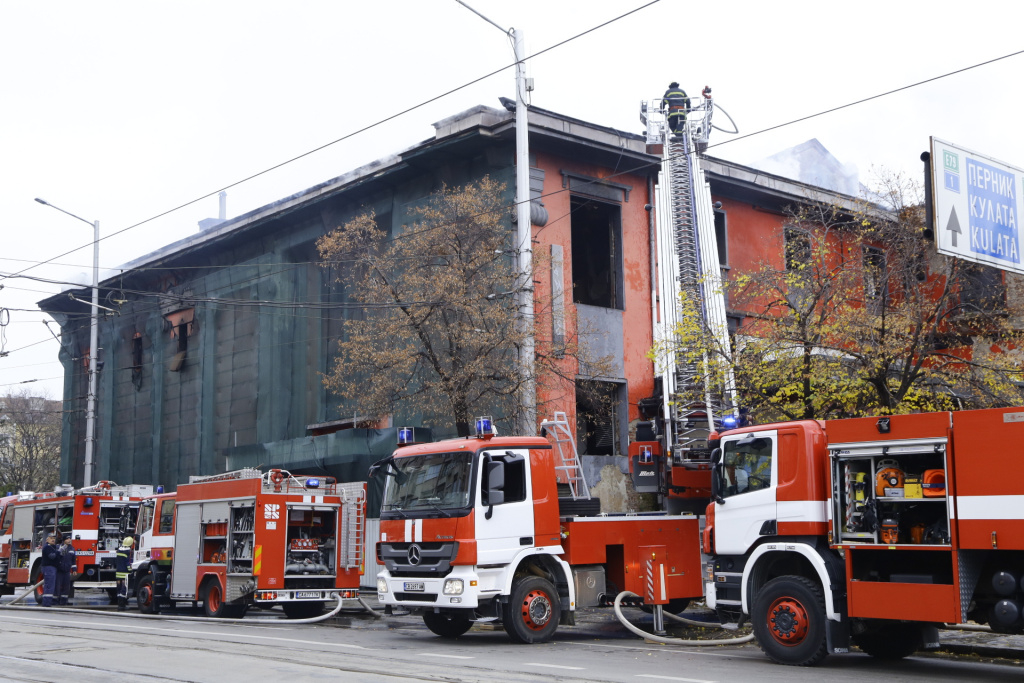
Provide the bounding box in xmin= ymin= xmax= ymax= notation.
xmin=710 ymin=458 xmax=726 ymax=505
xmin=484 ymin=460 xmax=505 ymax=506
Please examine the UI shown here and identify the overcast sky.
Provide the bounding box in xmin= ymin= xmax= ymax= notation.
xmin=2 ymin=0 xmax=1023 ymax=400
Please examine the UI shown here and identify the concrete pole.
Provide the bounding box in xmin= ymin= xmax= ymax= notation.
xmin=84 ymin=219 xmax=99 ymax=487
xmin=512 ymin=28 xmax=536 ymax=436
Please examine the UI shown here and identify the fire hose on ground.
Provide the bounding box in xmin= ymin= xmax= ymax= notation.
xmin=0 ymin=587 xmax=358 ymax=625
xmin=613 ymin=591 xmax=755 ymax=646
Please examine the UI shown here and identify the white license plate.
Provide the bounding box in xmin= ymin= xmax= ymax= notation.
xmin=295 ymin=591 xmax=321 ymax=599
xmin=403 ymin=582 xmax=425 ymax=592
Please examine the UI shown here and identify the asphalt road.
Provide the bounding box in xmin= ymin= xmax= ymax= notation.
xmin=0 ymin=594 xmax=1021 ymax=682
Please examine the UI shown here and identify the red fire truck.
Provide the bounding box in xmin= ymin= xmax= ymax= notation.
xmin=373 ymin=420 xmax=703 ymax=643
xmin=0 ymin=482 xmax=152 ymax=601
xmin=379 ymin=407 xmax=1024 ymax=666
xmin=130 ymin=468 xmax=366 ymax=618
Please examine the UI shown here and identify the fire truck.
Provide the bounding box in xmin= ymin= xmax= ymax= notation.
xmin=130 ymin=468 xmax=366 ymax=618
xmin=704 ymin=406 xmax=1024 ymax=665
xmin=379 ymin=406 xmax=1024 ymax=665
xmin=0 ymin=482 xmax=152 ymax=601
xmin=373 ymin=418 xmax=703 ymax=643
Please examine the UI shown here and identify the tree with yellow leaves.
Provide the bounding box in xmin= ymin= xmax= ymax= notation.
xmin=658 ymin=171 xmax=1024 ymax=423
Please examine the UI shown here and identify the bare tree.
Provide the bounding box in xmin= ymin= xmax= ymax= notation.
xmin=0 ymin=390 xmax=61 ymax=493
xmin=317 ymin=177 xmax=609 ymax=436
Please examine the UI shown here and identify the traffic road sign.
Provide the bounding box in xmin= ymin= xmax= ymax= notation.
xmin=931 ymin=137 xmax=1023 ymax=273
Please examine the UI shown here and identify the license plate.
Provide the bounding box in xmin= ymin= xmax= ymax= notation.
xmin=403 ymin=582 xmax=425 ymax=592
xmin=295 ymin=591 xmax=321 ymax=599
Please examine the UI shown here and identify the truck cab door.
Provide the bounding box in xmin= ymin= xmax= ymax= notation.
xmin=474 ymin=449 xmax=534 ymax=565
xmin=713 ymin=430 xmax=778 ymax=556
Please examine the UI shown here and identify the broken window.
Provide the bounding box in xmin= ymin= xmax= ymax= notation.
xmin=784 ymin=226 xmax=812 ymax=272
xmin=575 ymin=380 xmax=624 ymax=456
xmin=958 ymin=262 xmax=1006 ymax=313
xmin=714 ymin=208 xmax=728 ymax=267
xmin=165 ymin=308 xmax=195 ymax=373
xmin=571 ymin=197 xmax=623 ymax=309
xmin=863 ymin=246 xmax=887 ymax=307
xmin=130 ymin=333 xmax=143 ymax=390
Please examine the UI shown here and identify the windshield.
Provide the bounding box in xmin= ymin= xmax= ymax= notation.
xmin=381 ymin=452 xmax=474 ymax=513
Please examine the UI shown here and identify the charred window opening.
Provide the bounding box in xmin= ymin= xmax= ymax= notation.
xmin=784 ymin=226 xmax=812 ymax=272
xmin=863 ymin=246 xmax=887 ymax=307
xmin=715 ymin=209 xmax=728 ymax=267
xmin=131 ymin=333 xmax=143 ymax=390
xmin=571 ymin=197 xmax=623 ymax=310
xmin=165 ymin=308 xmax=195 ymax=373
xmin=576 ymin=380 xmax=624 ymax=456
xmin=959 ymin=262 xmax=1006 ymax=313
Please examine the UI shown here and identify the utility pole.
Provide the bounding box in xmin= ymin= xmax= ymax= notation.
xmin=456 ymin=1 xmax=536 ymax=434
xmin=34 ymin=198 xmax=99 ymax=487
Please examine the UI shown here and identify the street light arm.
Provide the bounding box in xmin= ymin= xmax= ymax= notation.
xmin=34 ymin=198 xmax=94 ymax=227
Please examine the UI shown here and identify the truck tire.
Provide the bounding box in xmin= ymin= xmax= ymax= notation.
xmin=423 ymin=612 xmax=473 ymax=638
xmin=136 ymin=575 xmax=159 ymax=614
xmin=202 ymin=580 xmax=244 ymax=618
xmin=30 ymin=566 xmax=43 ymax=605
xmin=751 ymin=575 xmax=828 ymax=666
xmin=853 ymin=622 xmax=923 ymax=660
xmin=503 ymin=576 xmax=561 ymax=644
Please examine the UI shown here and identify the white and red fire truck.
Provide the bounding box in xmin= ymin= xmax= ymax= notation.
xmin=373 ymin=420 xmax=703 ymax=643
xmin=0 ymin=482 xmax=152 ymax=601
xmin=130 ymin=468 xmax=366 ymax=618
xmin=378 ymin=406 xmax=1024 ymax=666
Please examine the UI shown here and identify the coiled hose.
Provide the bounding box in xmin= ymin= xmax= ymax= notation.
xmin=613 ymin=591 xmax=754 ymax=646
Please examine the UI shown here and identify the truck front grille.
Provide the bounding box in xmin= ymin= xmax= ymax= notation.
xmin=377 ymin=542 xmax=458 ymax=577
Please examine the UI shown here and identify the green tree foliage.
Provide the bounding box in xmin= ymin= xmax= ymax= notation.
xmin=657 ymin=171 xmax=1024 ymax=423
xmin=317 ymin=177 xmax=602 ymax=436
xmin=0 ymin=391 xmax=61 ymax=493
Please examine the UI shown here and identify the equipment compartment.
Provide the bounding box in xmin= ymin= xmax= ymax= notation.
xmin=831 ymin=438 xmax=951 ymax=547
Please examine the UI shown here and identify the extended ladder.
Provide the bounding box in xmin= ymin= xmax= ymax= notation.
xmin=642 ymin=91 xmax=736 ymax=461
xmin=540 ymin=412 xmax=591 ymax=500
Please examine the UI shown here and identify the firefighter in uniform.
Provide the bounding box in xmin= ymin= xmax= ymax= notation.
xmin=115 ymin=537 xmax=134 ymax=611
xmin=661 ymin=82 xmax=689 ymax=137
xmin=40 ymin=533 xmax=60 ymax=607
xmin=56 ymin=535 xmax=77 ymax=606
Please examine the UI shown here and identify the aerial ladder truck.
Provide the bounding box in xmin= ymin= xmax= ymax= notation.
xmin=631 ymin=88 xmax=738 ymax=513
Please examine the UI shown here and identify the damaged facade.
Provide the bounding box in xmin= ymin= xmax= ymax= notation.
xmin=40 ymin=104 xmax=899 ymax=509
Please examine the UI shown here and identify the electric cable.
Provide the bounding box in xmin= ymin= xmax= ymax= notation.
xmin=2 ymin=1 xmax=660 ymax=283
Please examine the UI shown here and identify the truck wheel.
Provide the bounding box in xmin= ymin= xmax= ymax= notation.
xmin=30 ymin=566 xmax=43 ymax=605
xmin=202 ymin=580 xmax=228 ymax=618
xmin=503 ymin=576 xmax=561 ymax=644
xmin=853 ymin=622 xmax=923 ymax=660
xmin=423 ymin=612 xmax=473 ymax=638
xmin=751 ymin=575 xmax=828 ymax=666
xmin=136 ymin=575 xmax=159 ymax=614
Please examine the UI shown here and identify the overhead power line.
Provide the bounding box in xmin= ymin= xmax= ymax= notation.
xmin=2 ymin=1 xmax=660 ymax=284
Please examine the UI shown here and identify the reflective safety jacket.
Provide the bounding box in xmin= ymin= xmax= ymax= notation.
xmin=115 ymin=545 xmax=133 ymax=578
xmin=662 ymin=87 xmax=690 ymax=111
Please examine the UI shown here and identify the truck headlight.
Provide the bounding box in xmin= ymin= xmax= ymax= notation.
xmin=377 ymin=577 xmax=388 ymax=593
xmin=443 ymin=579 xmax=464 ymax=596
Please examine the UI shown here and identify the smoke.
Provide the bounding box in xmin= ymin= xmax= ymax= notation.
xmin=751 ymin=139 xmax=860 ymax=197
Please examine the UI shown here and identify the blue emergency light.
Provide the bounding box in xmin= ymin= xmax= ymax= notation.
xmin=397 ymin=427 xmax=415 ymax=445
xmin=721 ymin=415 xmax=739 ymax=429
xmin=156 ymin=485 xmax=164 ymax=494
xmin=475 ymin=416 xmax=493 ymax=437
xmin=305 ymin=478 xmax=321 ymax=489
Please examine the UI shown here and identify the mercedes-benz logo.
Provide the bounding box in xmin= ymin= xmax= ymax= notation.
xmin=407 ymin=544 xmax=422 ymax=566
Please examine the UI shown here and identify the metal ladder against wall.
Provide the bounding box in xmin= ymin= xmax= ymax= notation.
xmin=339 ymin=482 xmax=365 ymax=570
xmin=540 ymin=412 xmax=591 ymax=501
